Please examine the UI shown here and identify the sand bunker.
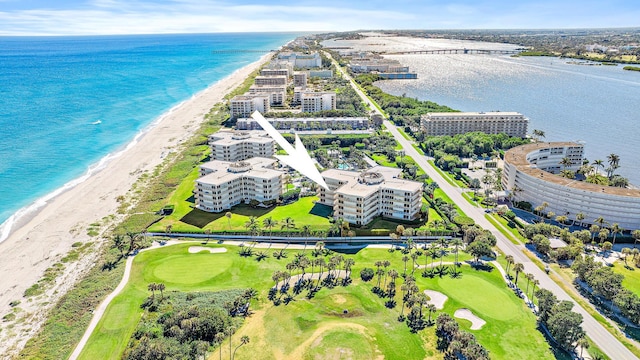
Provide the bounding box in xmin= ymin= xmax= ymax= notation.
xmin=454 ymin=309 xmax=486 ymax=330
xmin=424 ymin=290 xmax=448 ymax=310
xmin=188 ymin=246 xmax=227 ymax=254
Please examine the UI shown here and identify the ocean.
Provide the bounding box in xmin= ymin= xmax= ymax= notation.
xmin=0 ymin=32 xmax=295 ymax=242
xmin=377 ymin=53 xmax=640 ymax=184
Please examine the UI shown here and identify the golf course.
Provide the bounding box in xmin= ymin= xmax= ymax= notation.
xmin=77 ymin=242 xmax=558 ymax=359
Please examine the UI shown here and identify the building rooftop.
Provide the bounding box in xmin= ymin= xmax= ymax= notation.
xmin=504 ymin=142 xmax=640 ymax=197
xmin=198 ymin=157 xmax=280 ymax=185
xmin=322 ymin=166 xmax=422 ymax=196
xmin=209 ymin=130 xmax=273 ymax=145
xmin=423 ymin=111 xmax=524 ymax=118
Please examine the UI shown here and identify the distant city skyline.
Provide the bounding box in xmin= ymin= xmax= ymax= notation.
xmin=0 ymin=0 xmax=638 ymax=36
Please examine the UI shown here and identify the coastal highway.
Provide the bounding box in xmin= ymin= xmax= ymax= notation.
xmin=327 ymin=52 xmax=639 ymax=360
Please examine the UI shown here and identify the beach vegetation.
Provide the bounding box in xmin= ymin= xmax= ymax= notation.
xmin=623 ymin=66 xmax=640 ymax=72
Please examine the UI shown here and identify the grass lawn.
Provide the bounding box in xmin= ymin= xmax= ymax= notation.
xmin=149 ymin=196 xmax=333 ymax=233
xmin=79 ymin=244 xmax=556 ymax=360
xmin=427 ymin=160 xmax=457 ymax=187
xmin=611 ymin=259 xmax=640 ymax=297
xmin=486 ymin=214 xmax=525 ymax=245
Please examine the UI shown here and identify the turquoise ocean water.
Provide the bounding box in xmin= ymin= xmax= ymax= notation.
xmin=0 ymin=33 xmax=295 ymax=241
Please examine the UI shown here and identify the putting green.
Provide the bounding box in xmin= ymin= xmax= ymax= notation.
xmin=434 ymin=272 xmax=519 ymax=321
xmin=152 ymin=254 xmax=232 ymax=284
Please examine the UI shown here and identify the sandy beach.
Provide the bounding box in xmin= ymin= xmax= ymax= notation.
xmin=0 ymin=53 xmax=272 ymax=357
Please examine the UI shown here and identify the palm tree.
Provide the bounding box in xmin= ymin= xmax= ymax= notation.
xmin=555 ymin=215 xmax=568 ymax=228
xmin=622 ymin=248 xmax=631 ymax=266
xmin=513 ymin=263 xmax=524 ymax=286
xmin=530 ymin=279 xmax=540 ymax=304
xmin=598 ymin=228 xmax=610 ymax=246
xmin=607 ymin=153 xmax=620 ymax=177
xmin=575 ymin=212 xmax=586 ymax=226
xmin=157 ymin=283 xmax=165 ymax=300
xmin=215 ymin=332 xmax=226 ymax=360
xmin=225 ymin=212 xmax=233 ymax=230
xmin=111 ymin=234 xmax=127 ymax=257
xmin=401 ymin=255 xmax=409 ymax=276
xmin=524 ymin=273 xmax=533 ymax=300
xmin=592 ymin=159 xmax=605 ymax=174
xmin=576 ymin=336 xmax=589 ymax=359
xmin=633 ymin=230 xmax=640 ymax=249
xmin=147 ymin=282 xmax=157 ymax=298
xmin=262 ymin=217 xmax=277 ymax=242
xmin=344 ymin=258 xmax=355 ymax=279
xmin=426 ymin=303 xmax=437 ymax=324
xmin=505 ymin=255 xmax=514 ymax=276
xmin=532 ymin=129 xmax=545 ymax=143
xmin=450 ymin=239 xmax=463 ymax=265
xmin=594 ymin=216 xmax=607 ymax=229
xmin=127 ymin=231 xmax=141 ymax=254
xmin=231 ymin=335 xmax=250 ymax=360
xmin=244 ymin=217 xmax=258 ymax=235
xmin=559 ymin=157 xmax=573 ymax=171
xmin=281 ymin=217 xmax=296 ymax=234
xmin=589 ymin=224 xmax=600 ymax=245
xmin=610 ymin=223 xmax=623 ymax=247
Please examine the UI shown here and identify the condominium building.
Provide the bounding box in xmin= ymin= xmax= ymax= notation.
xmin=421 ymin=112 xmax=529 ymax=137
xmin=309 ymin=70 xmax=333 ymax=79
xmin=301 ymin=91 xmax=336 ymax=113
xmin=278 ymin=52 xmax=322 ymax=68
xmin=248 ymin=85 xmax=287 ymax=105
xmin=229 ymin=94 xmax=270 ymax=119
xmin=195 ymin=157 xmax=283 ymax=213
xmin=260 ymin=68 xmax=290 ymax=77
xmin=319 ymin=166 xmax=423 ymax=225
xmin=208 ymin=130 xmax=275 ymax=162
xmin=503 ymin=142 xmax=640 ymax=230
xmin=254 ymin=75 xmax=288 ymax=86
xmin=293 ymin=71 xmax=307 ymax=88
xmin=236 ymin=117 xmax=372 ymax=131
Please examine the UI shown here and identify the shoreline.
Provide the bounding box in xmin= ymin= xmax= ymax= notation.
xmin=0 ymin=51 xmax=273 ymax=357
xmin=0 ymin=60 xmax=260 ymax=244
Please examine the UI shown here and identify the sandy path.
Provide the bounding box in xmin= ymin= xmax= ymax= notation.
xmin=0 ymin=53 xmax=272 ymax=358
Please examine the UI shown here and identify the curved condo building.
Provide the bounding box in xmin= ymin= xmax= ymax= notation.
xmin=502 ymin=142 xmax=640 ymax=230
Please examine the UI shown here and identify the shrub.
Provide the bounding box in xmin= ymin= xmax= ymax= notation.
xmin=453 ymin=215 xmax=475 ymax=226
xmin=360 ymin=268 xmax=375 ymax=282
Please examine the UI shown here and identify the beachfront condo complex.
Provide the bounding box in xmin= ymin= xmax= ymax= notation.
xmin=208 ymin=130 xmax=275 ymax=162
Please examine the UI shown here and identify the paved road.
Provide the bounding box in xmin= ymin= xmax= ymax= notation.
xmin=329 ymin=53 xmax=639 ymax=360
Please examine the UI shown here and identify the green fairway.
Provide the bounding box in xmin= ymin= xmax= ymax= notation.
xmin=421 ymin=266 xmax=554 ymax=359
xmin=79 ymin=243 xmax=556 ymax=360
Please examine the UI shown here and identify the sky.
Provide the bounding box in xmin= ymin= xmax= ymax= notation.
xmin=0 ymin=0 xmax=638 ymax=36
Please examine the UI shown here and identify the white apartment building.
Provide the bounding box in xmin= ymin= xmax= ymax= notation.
xmin=319 ymin=166 xmax=423 ymax=225
xmin=248 ymin=85 xmax=287 ymax=105
xmin=254 ymin=75 xmax=288 ymax=86
xmin=293 ymin=71 xmax=307 ymax=88
xmin=503 ymin=142 xmax=640 ymax=230
xmin=195 ymin=157 xmax=283 ymax=213
xmin=208 ymin=130 xmax=275 ymax=162
xmin=421 ymin=112 xmax=529 ymax=138
xmin=260 ymin=68 xmax=290 ymax=77
xmin=301 ymin=92 xmax=336 ymax=113
xmin=236 ymin=117 xmax=372 ymax=131
xmin=278 ymin=52 xmax=322 ymax=68
xmin=229 ymin=94 xmax=270 ymax=119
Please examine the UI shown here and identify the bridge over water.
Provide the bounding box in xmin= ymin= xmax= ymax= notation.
xmin=383 ymin=48 xmax=523 ymax=55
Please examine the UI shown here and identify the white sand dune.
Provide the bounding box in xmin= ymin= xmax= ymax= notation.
xmin=454 ymin=308 xmax=486 ymax=330
xmin=0 ymin=53 xmax=272 ymax=357
xmin=424 ymin=290 xmax=448 ymax=309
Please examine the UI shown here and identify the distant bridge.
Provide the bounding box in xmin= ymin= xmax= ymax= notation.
xmin=211 ymin=49 xmax=275 ymax=54
xmin=383 ymin=48 xmax=523 ymax=55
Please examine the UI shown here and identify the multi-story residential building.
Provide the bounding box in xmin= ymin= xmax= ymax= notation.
xmin=208 ymin=130 xmax=275 ymax=162
xmin=254 ymin=75 xmax=288 ymax=86
xmin=236 ymin=117 xmax=373 ymax=131
xmin=195 ymin=157 xmax=282 ymax=213
xmin=278 ymin=52 xmax=322 ymax=68
xmin=309 ymin=70 xmax=333 ymax=79
xmin=503 ymin=142 xmax=640 ymax=230
xmin=248 ymin=85 xmax=287 ymax=105
xmin=229 ymin=94 xmax=270 ymax=119
xmin=293 ymin=72 xmax=307 ymax=88
xmin=260 ymin=68 xmax=290 ymax=77
xmin=421 ymin=112 xmax=529 ymax=137
xmin=319 ymin=166 xmax=423 ymax=225
xmin=301 ymin=91 xmax=336 ymax=113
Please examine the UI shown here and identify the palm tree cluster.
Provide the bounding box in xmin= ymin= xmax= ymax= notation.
xmin=436 ymin=313 xmax=489 ymax=360
xmin=268 ymin=249 xmax=355 ymax=305
xmin=147 ymin=282 xmax=166 ymax=300
xmin=577 ymin=155 xmax=629 ymax=187
xmin=223 ymin=289 xmax=258 ymax=318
